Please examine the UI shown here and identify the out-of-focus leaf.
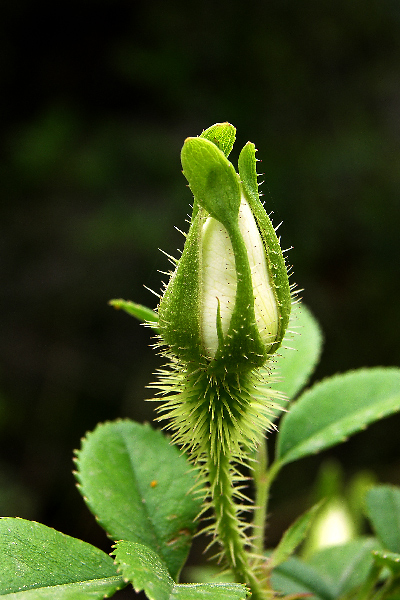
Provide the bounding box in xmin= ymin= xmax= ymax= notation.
xmin=306 ymin=537 xmax=381 ymax=598
xmin=365 ymin=486 xmax=400 ymax=553
xmin=372 ymin=550 xmax=400 ymax=576
xmin=268 ymin=502 xmax=322 ymax=569
xmin=270 ymin=556 xmax=333 ymax=600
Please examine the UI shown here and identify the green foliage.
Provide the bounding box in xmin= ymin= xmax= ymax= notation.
xmin=365 ymin=486 xmax=400 ymax=553
xmin=272 ymin=538 xmax=381 ymax=599
xmin=181 ymin=136 xmax=241 ymax=228
xmin=372 ymin=550 xmax=400 ymax=577
xmin=0 ymin=518 xmax=124 ymax=598
xmin=267 ymin=502 xmax=323 ymax=570
xmin=276 ymin=368 xmax=400 ymax=466
xmin=258 ymin=302 xmax=323 ymax=420
xmin=271 ymin=556 xmax=335 ymax=600
xmin=2 ymin=300 xmax=400 ymax=600
xmin=272 ymin=302 xmax=323 ymax=401
xmin=2 ymin=122 xmax=400 ymax=600
xmin=305 ymin=538 xmax=381 ymax=597
xmin=113 ymin=540 xmax=249 ymax=600
xmin=74 ymin=420 xmax=200 ymax=582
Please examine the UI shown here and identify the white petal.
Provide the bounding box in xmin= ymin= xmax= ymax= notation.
xmin=238 ymin=198 xmax=279 ymax=348
xmin=201 ymin=216 xmax=237 ymax=358
xmin=200 ymin=196 xmax=278 ymax=359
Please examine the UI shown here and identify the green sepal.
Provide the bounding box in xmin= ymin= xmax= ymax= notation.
xmin=200 ymin=122 xmax=236 ymax=157
xmin=238 ymin=142 xmax=291 ymax=353
xmin=213 ymin=220 xmax=267 ymax=371
xmin=158 ymin=210 xmax=203 ymax=364
xmin=188 ymin=123 xmax=236 ymax=220
xmin=109 ymin=299 xmax=159 ymax=330
xmin=181 ymin=137 xmax=241 ymax=230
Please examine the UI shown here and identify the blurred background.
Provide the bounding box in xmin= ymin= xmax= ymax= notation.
xmin=1 ymin=0 xmax=400 ymax=570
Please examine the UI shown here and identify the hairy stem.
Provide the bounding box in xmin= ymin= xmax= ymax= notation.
xmin=207 ymin=450 xmax=266 ymax=599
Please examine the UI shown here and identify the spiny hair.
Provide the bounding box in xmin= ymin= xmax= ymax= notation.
xmin=148 ymin=352 xmax=285 ymax=569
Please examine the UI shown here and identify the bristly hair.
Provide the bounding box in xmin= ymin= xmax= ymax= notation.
xmin=147 ymin=352 xmax=285 ymax=571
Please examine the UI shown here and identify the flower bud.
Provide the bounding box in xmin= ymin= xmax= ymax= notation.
xmin=158 ymin=124 xmax=291 ymax=374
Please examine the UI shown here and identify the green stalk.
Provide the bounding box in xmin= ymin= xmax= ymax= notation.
xmin=252 ymin=437 xmax=269 ymax=557
xmin=252 ymin=449 xmax=283 ymax=555
xmin=207 ymin=450 xmax=266 ymax=599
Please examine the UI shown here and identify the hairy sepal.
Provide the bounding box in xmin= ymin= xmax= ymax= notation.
xmin=238 ymin=142 xmax=291 ymax=354
xmin=157 ymin=210 xmax=204 ymax=365
xmin=152 ymin=361 xmax=282 ymax=465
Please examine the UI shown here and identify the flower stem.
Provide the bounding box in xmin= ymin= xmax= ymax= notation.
xmin=253 ymin=444 xmax=283 ymax=556
xmin=207 ymin=450 xmax=266 ymax=599
xmin=253 ymin=436 xmax=269 ymax=557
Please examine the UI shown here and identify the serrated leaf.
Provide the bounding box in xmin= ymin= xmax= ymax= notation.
xmin=276 ymin=368 xmax=400 ymax=466
xmin=268 ymin=502 xmax=322 ymax=570
xmin=75 ymin=420 xmax=201 ymax=581
xmin=0 ymin=517 xmax=124 ymax=598
xmin=258 ymin=303 xmax=323 ymax=420
xmin=365 ymin=486 xmax=400 ymax=553
xmin=270 ymin=556 xmax=334 ymax=600
xmin=306 ymin=537 xmax=381 ymax=598
xmin=200 ymin=122 xmax=236 ymax=157
xmin=113 ymin=540 xmax=249 ymax=600
xmin=273 ymin=303 xmax=323 ymax=401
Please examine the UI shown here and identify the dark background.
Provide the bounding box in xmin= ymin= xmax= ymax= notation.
xmin=1 ymin=0 xmax=400 ymax=581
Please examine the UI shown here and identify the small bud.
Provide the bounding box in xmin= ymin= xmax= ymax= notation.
xmin=201 ymin=194 xmax=279 ymax=359
xmin=158 ymin=124 xmax=291 ymax=374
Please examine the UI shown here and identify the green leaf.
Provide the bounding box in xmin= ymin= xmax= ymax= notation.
xmin=182 ymin=566 xmax=235 ymax=584
xmin=0 ymin=517 xmax=124 ymax=598
xmin=365 ymin=486 xmax=400 ymax=553
xmin=270 ymin=556 xmax=334 ymax=600
xmin=276 ymin=368 xmax=400 ymax=466
xmin=74 ymin=420 xmax=201 ymax=582
xmin=109 ymin=299 xmax=159 ymax=329
xmin=200 ymin=122 xmax=236 ymax=157
xmin=273 ymin=303 xmax=323 ymax=401
xmin=372 ymin=550 xmax=400 ymax=577
xmin=113 ymin=540 xmax=249 ymax=600
xmin=306 ymin=537 xmax=381 ymax=598
xmin=258 ymin=303 xmax=323 ymax=420
xmin=268 ymin=502 xmax=323 ymax=569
